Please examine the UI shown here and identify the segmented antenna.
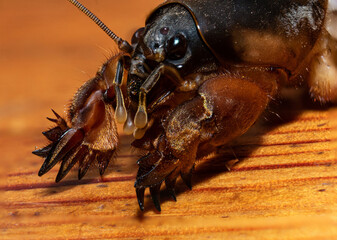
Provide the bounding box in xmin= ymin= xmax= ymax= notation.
xmin=67 ymin=0 xmax=132 ymax=53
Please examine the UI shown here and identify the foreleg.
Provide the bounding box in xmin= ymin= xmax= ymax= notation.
xmin=134 ymin=68 xmax=279 ymax=211
xmin=33 ymin=53 xmax=128 ymax=182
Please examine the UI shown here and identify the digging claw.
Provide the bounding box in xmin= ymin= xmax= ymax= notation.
xmin=167 ymin=188 xmax=177 ymax=202
xmin=134 ymin=151 xmax=189 ymax=210
xmin=136 ymin=187 xmax=145 ymax=211
xmin=181 ymin=173 xmax=192 ymax=190
xmin=78 ymin=153 xmax=95 ymax=180
xmin=55 ymin=146 xmax=88 ymax=182
xmin=38 ymin=128 xmax=85 ymax=177
xmin=35 ymin=102 xmax=117 ymax=182
xmin=181 ymin=167 xmax=194 ymax=190
xmin=165 ymin=177 xmax=177 ymax=201
xmin=47 ymin=109 xmax=68 ymax=129
xmin=42 ymin=127 xmax=64 ymax=141
xmin=32 ymin=144 xmax=53 ymax=158
xmin=150 ymin=184 xmax=162 ymax=212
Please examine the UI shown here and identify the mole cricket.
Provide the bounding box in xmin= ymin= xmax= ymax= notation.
xmin=33 ymin=0 xmax=337 ymax=211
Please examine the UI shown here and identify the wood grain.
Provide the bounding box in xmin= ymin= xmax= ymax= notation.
xmin=1 ymin=0 xmax=336 ymax=239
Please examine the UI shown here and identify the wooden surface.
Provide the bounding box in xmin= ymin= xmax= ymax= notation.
xmin=1 ymin=0 xmax=336 ymax=239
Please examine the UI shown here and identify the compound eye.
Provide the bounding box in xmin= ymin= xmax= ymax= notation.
xmin=165 ymin=33 xmax=187 ymax=60
xmin=131 ymin=27 xmax=145 ymax=45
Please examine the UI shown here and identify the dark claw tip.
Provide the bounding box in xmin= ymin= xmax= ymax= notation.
xmin=32 ymin=149 xmax=44 ymax=157
xmin=78 ymin=170 xmax=86 ymax=180
xmin=99 ymin=166 xmax=106 ymax=176
xmin=182 ymin=177 xmax=192 ymax=190
xmin=138 ymin=203 xmax=145 ymax=211
xmin=150 ymin=185 xmax=162 ymax=212
xmin=51 ymin=109 xmax=61 ymax=119
xmin=134 ymin=180 xmax=140 ymax=188
xmin=55 ymin=176 xmax=62 ymax=183
xmin=152 ymin=199 xmax=161 ymax=212
xmin=32 ymin=149 xmax=39 ymax=155
xmin=136 ymin=188 xmax=145 ymax=211
xmin=55 ymin=170 xmax=66 ymax=183
xmin=38 ymin=168 xmax=45 ymax=177
xmin=32 ymin=144 xmax=53 ymax=158
xmin=46 ymin=117 xmax=58 ymax=123
xmin=168 ymin=189 xmax=177 ymax=202
xmin=181 ymin=170 xmax=193 ymax=190
xmin=38 ymin=161 xmax=54 ymax=177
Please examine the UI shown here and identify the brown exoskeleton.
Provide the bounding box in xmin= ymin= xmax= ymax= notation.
xmin=33 ymin=0 xmax=337 ymax=211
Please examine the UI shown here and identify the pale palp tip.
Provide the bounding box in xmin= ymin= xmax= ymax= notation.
xmin=133 ymin=127 xmax=147 ymax=139
xmin=134 ymin=107 xmax=148 ymax=129
xmin=123 ymin=115 xmax=135 ymax=135
xmin=115 ymin=105 xmax=127 ymax=124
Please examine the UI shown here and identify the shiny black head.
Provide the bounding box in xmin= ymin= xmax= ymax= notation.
xmin=128 ymin=4 xmax=215 ymax=102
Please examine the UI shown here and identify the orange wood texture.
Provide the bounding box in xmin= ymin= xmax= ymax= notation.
xmin=1 ymin=0 xmax=336 ymax=239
